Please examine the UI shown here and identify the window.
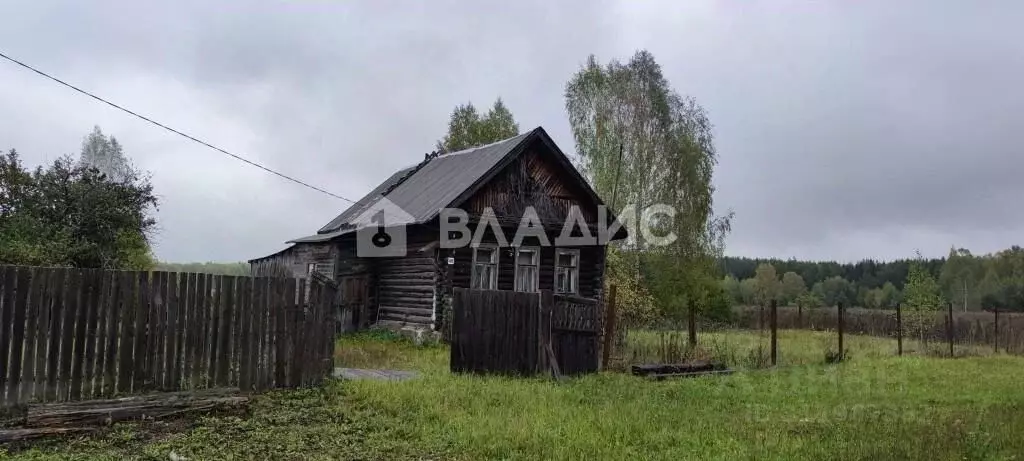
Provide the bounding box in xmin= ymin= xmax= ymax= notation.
xmin=554 ymin=249 xmax=579 ymax=294
xmin=307 ymin=263 xmax=318 ymax=276
xmin=471 ymin=246 xmax=498 ymax=290
xmin=514 ymin=247 xmax=539 ymax=292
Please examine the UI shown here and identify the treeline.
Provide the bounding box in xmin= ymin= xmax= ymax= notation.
xmin=720 ymin=246 xmax=1024 ymax=312
xmin=154 ymin=261 xmax=250 ymax=276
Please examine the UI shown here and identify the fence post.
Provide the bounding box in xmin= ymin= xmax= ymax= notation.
xmin=837 ymin=302 xmax=845 ymax=361
xmin=797 ymin=303 xmax=803 ymax=329
xmin=994 ymin=307 xmax=999 ymax=354
xmin=687 ymin=301 xmax=697 ymax=348
xmin=770 ymin=299 xmax=778 ymax=366
xmin=896 ymin=302 xmax=903 ymax=356
xmin=602 ymin=284 xmax=617 ymax=370
xmin=947 ymin=302 xmax=954 ymax=358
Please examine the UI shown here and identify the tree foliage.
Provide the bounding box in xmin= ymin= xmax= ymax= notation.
xmin=780 ymin=271 xmax=807 ymax=306
xmin=565 ymin=50 xmax=731 ymax=324
xmin=0 ymin=129 xmax=157 ymax=269
xmin=436 ymin=99 xmax=520 ymax=153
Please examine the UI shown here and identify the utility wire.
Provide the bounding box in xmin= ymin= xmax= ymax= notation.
xmin=0 ymin=50 xmax=356 ymax=203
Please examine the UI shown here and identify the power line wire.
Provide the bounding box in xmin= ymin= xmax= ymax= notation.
xmin=0 ymin=49 xmax=356 ymax=203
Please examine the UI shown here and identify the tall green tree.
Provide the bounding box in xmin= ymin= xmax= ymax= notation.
xmin=780 ymin=271 xmax=807 ymax=306
xmin=903 ymin=254 xmax=945 ymax=343
xmin=565 ymin=50 xmax=731 ymax=322
xmin=753 ymin=263 xmax=780 ymax=307
xmin=938 ymin=247 xmax=982 ymax=311
xmin=436 ymin=98 xmax=520 ymax=153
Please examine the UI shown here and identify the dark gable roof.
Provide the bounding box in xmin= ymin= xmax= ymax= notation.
xmin=288 ymin=127 xmax=608 ymax=244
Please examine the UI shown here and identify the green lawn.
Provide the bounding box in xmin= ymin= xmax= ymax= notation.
xmin=5 ymin=330 xmax=1024 ymax=460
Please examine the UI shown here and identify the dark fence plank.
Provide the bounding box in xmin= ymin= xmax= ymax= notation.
xmin=58 ymin=269 xmax=81 ymax=401
xmin=95 ymin=271 xmax=116 ymax=398
xmin=115 ymin=271 xmax=137 ymax=395
xmin=165 ymin=272 xmax=181 ymax=391
xmin=290 ymin=281 xmax=306 ymax=388
xmin=238 ymin=277 xmax=254 ymax=391
xmin=21 ymin=268 xmax=48 ymax=404
xmin=230 ymin=276 xmax=244 ymax=387
xmin=216 ymin=276 xmax=234 ymax=387
xmin=208 ymin=275 xmax=222 ymax=387
xmin=190 ymin=273 xmax=206 ymax=388
xmin=149 ymin=272 xmax=167 ymax=391
xmin=44 ymin=268 xmax=67 ymax=402
xmin=180 ymin=273 xmax=195 ymax=389
xmin=275 ymin=279 xmax=293 ymax=387
xmin=70 ymin=268 xmax=98 ymax=401
xmin=0 ymin=267 xmax=10 ymax=406
xmin=133 ymin=271 xmax=150 ymax=392
xmin=8 ymin=268 xmax=32 ymax=404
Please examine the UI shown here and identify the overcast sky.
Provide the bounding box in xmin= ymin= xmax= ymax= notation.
xmin=2 ymin=1 xmax=1021 ymax=263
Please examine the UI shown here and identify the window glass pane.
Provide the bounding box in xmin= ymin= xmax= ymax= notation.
xmin=475 ymin=248 xmax=494 ymax=263
xmin=516 ymin=266 xmax=538 ymax=292
xmin=517 ymin=249 xmax=537 ymax=265
xmin=484 ymin=266 xmax=495 ymax=289
xmin=557 ymin=252 xmax=577 ymax=267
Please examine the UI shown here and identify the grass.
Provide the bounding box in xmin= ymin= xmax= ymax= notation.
xmin=5 ymin=329 xmax=1024 ymax=460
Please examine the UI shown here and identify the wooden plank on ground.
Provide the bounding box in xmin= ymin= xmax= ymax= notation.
xmin=58 ymin=269 xmax=81 ymax=401
xmin=132 ymin=271 xmax=150 ymax=392
xmin=20 ymin=268 xmax=47 ymax=405
xmin=167 ymin=272 xmax=183 ymax=390
xmin=43 ymin=268 xmax=66 ymax=403
xmin=115 ymin=271 xmax=137 ymax=395
xmin=8 ymin=268 xmax=32 ymax=405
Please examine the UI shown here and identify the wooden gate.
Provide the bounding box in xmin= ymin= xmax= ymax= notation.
xmin=449 ymin=288 xmax=600 ymax=376
xmin=339 ymin=275 xmax=369 ymax=330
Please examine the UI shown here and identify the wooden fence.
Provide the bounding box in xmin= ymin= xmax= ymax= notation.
xmin=449 ymin=288 xmax=600 ymax=376
xmin=0 ymin=265 xmax=336 ymax=408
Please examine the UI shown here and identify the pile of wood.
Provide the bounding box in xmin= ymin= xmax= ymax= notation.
xmin=0 ymin=388 xmax=247 ymax=442
xmin=631 ymin=361 xmax=734 ymax=380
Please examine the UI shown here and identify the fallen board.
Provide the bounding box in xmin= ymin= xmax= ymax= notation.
xmin=646 ymin=369 xmax=736 ymax=381
xmin=631 ymin=361 xmax=727 ymax=376
xmin=0 ymin=388 xmax=247 ymax=443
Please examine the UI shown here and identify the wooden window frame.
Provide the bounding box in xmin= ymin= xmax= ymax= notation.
xmin=554 ymin=248 xmax=580 ymax=295
xmin=471 ymin=244 xmax=499 ymax=290
xmin=513 ymin=246 xmax=540 ymax=292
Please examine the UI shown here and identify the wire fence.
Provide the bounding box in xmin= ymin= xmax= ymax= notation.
xmin=606 ymin=300 xmax=1021 ymax=371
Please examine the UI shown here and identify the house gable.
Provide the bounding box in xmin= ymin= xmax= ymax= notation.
xmin=463 ymin=145 xmax=597 ymax=227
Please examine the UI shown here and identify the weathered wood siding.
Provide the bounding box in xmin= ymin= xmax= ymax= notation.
xmin=372 ymin=226 xmax=440 ymax=328
xmin=466 ymin=147 xmax=596 ymax=224
xmin=250 ymin=243 xmax=337 ymax=279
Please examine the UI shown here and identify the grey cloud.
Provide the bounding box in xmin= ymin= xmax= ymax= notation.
xmin=1 ymin=0 xmax=1022 ymax=263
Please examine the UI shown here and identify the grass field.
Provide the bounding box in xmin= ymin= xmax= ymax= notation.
xmin=5 ymin=329 xmax=1024 ymax=460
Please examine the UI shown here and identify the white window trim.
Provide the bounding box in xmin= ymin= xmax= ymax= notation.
xmin=554 ymin=248 xmax=581 ymax=294
xmin=514 ymin=246 xmax=540 ymax=292
xmin=471 ymin=244 xmax=499 ymax=290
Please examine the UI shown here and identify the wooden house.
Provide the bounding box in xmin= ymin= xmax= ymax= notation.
xmin=249 ymin=127 xmax=627 ymax=331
